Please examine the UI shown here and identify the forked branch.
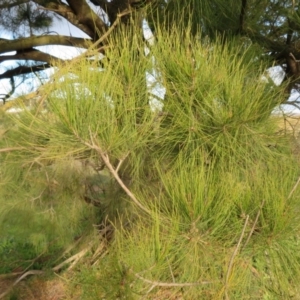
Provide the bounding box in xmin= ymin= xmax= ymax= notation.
xmin=81 ymin=129 xmax=151 ymax=215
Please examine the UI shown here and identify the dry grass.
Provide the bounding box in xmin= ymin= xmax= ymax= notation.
xmin=1 ymin=277 xmax=67 ymax=300
xmin=274 ymin=114 xmax=300 ymax=136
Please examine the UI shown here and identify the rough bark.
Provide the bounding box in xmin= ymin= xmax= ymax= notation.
xmin=32 ymin=0 xmax=105 ymax=39
xmin=66 ymin=0 xmax=108 ymax=39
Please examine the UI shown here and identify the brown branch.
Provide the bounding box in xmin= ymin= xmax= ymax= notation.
xmin=0 ymin=63 xmax=51 ymax=80
xmin=0 ymin=9 xmax=129 ymax=81
xmin=0 ymin=48 xmax=64 ymax=65
xmin=0 ymin=245 xmax=92 ymax=299
xmin=82 ymin=128 xmax=151 ymax=215
xmin=66 ymin=0 xmax=108 ymax=39
xmin=0 ymin=35 xmax=90 ymax=55
xmin=239 ymin=0 xmax=247 ymax=33
xmin=90 ymin=0 xmax=129 ymax=24
xmin=286 ymin=18 xmax=294 ymax=45
xmin=62 ymin=9 xmax=131 ymax=65
xmin=116 ymin=152 xmax=129 ymax=173
xmin=289 ymin=52 xmax=300 ymax=63
xmin=33 ymin=0 xmax=108 ymax=39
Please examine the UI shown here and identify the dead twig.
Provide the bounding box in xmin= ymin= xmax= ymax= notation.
xmin=224 ymin=215 xmax=249 ymax=300
xmin=288 ymin=176 xmax=300 ymax=199
xmin=0 ymin=270 xmax=44 ymax=299
xmin=116 ymin=152 xmax=129 ymax=173
xmin=0 ymin=147 xmax=25 ymax=153
xmin=0 ymin=243 xmax=93 ymax=299
xmin=52 ymin=245 xmax=92 ymax=272
xmin=81 ymin=129 xmax=151 ymax=215
xmin=133 ymin=271 xmax=213 ymax=287
xmin=242 ymin=200 xmax=265 ymax=250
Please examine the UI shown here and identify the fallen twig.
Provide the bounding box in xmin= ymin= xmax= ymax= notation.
xmin=0 ymin=147 xmax=25 ymax=153
xmin=52 ymin=245 xmax=91 ymax=272
xmin=0 ymin=240 xmax=93 ymax=298
xmin=133 ymin=271 xmax=213 ymax=287
xmin=0 ymin=270 xmax=44 ymax=299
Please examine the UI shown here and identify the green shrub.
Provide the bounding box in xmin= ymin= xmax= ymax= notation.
xmin=1 ymin=24 xmax=300 ymax=299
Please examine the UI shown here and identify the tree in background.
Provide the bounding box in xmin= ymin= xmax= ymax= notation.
xmin=0 ymin=0 xmax=152 ymax=102
xmin=1 ymin=0 xmax=300 ymax=106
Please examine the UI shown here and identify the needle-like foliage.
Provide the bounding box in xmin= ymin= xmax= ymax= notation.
xmin=1 ymin=23 xmax=300 ymax=299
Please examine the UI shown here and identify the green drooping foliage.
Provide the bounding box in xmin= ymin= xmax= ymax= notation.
xmin=1 ymin=23 xmax=300 ymax=299
xmin=1 ymin=0 xmax=300 ymax=107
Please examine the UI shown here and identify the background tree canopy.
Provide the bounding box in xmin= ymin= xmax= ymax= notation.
xmin=1 ymin=0 xmax=300 ymax=106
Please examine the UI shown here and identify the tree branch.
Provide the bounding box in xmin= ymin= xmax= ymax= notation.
xmin=0 ymin=48 xmax=64 ymax=65
xmin=81 ymin=128 xmax=151 ymax=215
xmin=0 ymin=63 xmax=51 ymax=80
xmin=66 ymin=0 xmax=108 ymax=39
xmin=0 ymin=35 xmax=90 ymax=55
xmin=238 ymin=0 xmax=247 ymax=33
xmin=33 ymin=0 xmax=107 ymax=39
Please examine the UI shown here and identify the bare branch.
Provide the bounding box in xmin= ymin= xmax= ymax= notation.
xmin=81 ymin=128 xmax=151 ymax=215
xmin=242 ymin=200 xmax=265 ymax=250
xmin=133 ymin=270 xmax=213 ymax=287
xmin=0 ymin=245 xmax=92 ymax=299
xmin=66 ymin=0 xmax=108 ymax=39
xmin=0 ymin=35 xmax=90 ymax=55
xmin=116 ymin=152 xmax=129 ymax=173
xmin=224 ymin=215 xmax=249 ymax=300
xmin=33 ymin=0 xmax=106 ymax=38
xmin=0 ymin=147 xmax=26 ymax=153
xmin=238 ymin=0 xmax=247 ymax=33
xmin=0 ymin=48 xmax=64 ymax=65
xmin=52 ymin=245 xmax=92 ymax=272
xmin=0 ymin=63 xmax=51 ymax=80
xmin=288 ymin=176 xmax=300 ymax=199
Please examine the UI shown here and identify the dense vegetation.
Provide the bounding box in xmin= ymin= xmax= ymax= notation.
xmin=1 ymin=22 xmax=300 ymax=299
xmin=2 ymin=0 xmax=300 ymax=107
